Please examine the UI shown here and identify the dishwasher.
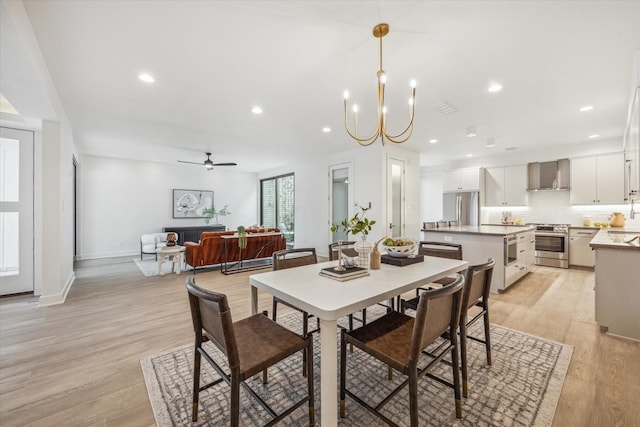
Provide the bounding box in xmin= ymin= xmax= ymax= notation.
xmin=569 ymin=228 xmax=598 ymax=267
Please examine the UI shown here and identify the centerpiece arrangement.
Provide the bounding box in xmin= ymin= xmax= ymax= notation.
xmin=330 ymin=205 xmax=376 ymax=268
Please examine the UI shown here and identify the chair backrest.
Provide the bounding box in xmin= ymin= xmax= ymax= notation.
xmin=409 ymin=273 xmax=465 ymax=363
xmin=185 ymin=277 xmax=240 ymax=369
xmin=418 ymin=241 xmax=463 ymax=260
xmin=272 ymin=248 xmax=318 ymax=270
xmin=328 ymin=241 xmax=358 ymax=261
xmin=462 ymin=258 xmax=495 ymax=310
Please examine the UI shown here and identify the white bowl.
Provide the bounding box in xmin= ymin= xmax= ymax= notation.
xmin=381 ymin=238 xmax=417 ymax=258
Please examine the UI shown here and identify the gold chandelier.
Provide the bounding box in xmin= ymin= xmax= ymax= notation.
xmin=343 ymin=23 xmax=416 ymax=146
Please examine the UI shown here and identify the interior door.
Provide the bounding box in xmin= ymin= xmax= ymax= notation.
xmin=387 ymin=157 xmax=405 ymax=238
xmin=0 ymin=127 xmax=34 ymax=295
xmin=329 ymin=163 xmax=353 ymax=243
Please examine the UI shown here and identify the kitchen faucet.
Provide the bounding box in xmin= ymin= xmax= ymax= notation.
xmin=631 ymin=198 xmax=636 ymax=220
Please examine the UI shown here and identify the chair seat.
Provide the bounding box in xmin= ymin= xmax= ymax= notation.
xmin=142 ymin=243 xmax=157 ymax=253
xmin=346 ymin=311 xmax=414 ymax=373
xmin=234 ymin=313 xmax=308 ymax=379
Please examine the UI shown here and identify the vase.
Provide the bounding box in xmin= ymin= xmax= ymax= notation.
xmin=608 ymin=212 xmax=626 ymax=227
xmin=354 ymin=235 xmax=373 ymax=269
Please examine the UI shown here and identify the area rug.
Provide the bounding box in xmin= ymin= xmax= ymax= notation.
xmin=141 ymin=308 xmax=572 ymax=426
xmin=133 ymin=258 xmax=192 ymax=277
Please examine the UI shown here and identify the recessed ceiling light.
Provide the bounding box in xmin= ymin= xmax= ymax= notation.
xmin=588 ymin=134 xmax=599 ymax=139
xmin=579 ymin=105 xmax=594 ymax=112
xmin=138 ymin=73 xmax=155 ymax=83
xmin=466 ymin=154 xmax=473 ymax=158
xmin=485 ymin=138 xmax=496 ymax=148
xmin=466 ymin=126 xmax=477 ymax=138
xmin=429 ymin=139 xmax=438 ymax=144
xmin=488 ymin=83 xmax=503 ymax=93
xmin=322 ymin=127 xmax=331 ymax=133
xmin=251 ymin=106 xmax=263 ymax=114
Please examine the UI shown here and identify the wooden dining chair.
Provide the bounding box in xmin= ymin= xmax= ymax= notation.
xmin=459 ymin=258 xmax=495 ymax=398
xmin=397 ymin=241 xmax=464 ymax=309
xmin=401 ymin=258 xmax=495 ymax=398
xmin=271 ymin=248 xmax=319 ymax=376
xmin=186 ymin=276 xmax=314 ymax=426
xmin=340 ymin=274 xmax=465 ymax=426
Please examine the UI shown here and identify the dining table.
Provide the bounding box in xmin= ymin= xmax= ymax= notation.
xmin=249 ymin=256 xmax=469 ymax=426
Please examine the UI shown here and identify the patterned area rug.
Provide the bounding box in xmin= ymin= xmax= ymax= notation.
xmin=133 ymin=258 xmax=192 ymax=277
xmin=141 ymin=308 xmax=572 ymax=426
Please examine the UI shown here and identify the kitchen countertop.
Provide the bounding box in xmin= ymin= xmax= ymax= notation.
xmin=589 ymin=228 xmax=640 ymax=250
xmin=421 ymin=225 xmax=535 ymax=236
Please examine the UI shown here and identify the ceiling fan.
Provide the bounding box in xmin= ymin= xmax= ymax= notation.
xmin=177 ymin=152 xmax=237 ymax=170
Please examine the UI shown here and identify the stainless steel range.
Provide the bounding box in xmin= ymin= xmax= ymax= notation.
xmin=527 ymin=223 xmax=570 ymax=268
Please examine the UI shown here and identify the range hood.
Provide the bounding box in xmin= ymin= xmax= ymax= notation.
xmin=527 ymin=159 xmax=570 ymax=191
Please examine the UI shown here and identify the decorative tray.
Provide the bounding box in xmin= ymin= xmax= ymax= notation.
xmin=380 ymin=254 xmax=424 ymax=266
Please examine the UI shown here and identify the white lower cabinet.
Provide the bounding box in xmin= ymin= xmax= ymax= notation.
xmin=569 ymin=228 xmax=597 ymax=267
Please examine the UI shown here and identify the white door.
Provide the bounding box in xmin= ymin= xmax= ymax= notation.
xmin=387 ymin=158 xmax=405 ymax=238
xmin=0 ymin=127 xmax=34 ymax=295
xmin=329 ymin=163 xmax=353 ymax=243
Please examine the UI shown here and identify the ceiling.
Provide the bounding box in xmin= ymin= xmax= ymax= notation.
xmin=6 ymin=1 xmax=640 ymax=172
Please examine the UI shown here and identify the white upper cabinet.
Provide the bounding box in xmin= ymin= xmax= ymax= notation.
xmin=443 ymin=168 xmax=482 ymax=192
xmin=570 ymin=153 xmax=625 ymax=205
xmin=484 ymin=165 xmax=528 ymax=206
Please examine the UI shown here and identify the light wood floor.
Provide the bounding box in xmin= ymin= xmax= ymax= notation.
xmin=0 ymin=260 xmax=638 ymax=426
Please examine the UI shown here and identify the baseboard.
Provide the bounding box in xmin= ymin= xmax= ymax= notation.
xmin=75 ymin=250 xmax=139 ymax=261
xmin=38 ymin=271 xmax=75 ymax=306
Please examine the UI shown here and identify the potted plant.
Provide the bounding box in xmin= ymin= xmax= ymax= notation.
xmin=330 ymin=205 xmax=376 ymax=238
xmin=203 ymin=204 xmax=231 ymax=225
xmin=330 ymin=205 xmax=376 ymax=268
xmin=236 ymin=225 xmax=248 ymax=249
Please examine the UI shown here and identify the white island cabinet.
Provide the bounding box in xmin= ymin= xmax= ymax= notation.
xmin=422 ymin=225 xmax=535 ymax=293
xmin=590 ymin=228 xmax=640 ymax=341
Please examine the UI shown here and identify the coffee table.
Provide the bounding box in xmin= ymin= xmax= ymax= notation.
xmin=157 ymin=245 xmax=185 ymax=276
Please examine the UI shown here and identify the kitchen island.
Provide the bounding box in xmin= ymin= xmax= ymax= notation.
xmin=422 ymin=225 xmax=536 ymax=292
xmin=590 ymin=227 xmax=640 ymax=341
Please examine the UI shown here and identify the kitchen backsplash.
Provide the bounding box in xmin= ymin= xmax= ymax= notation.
xmin=482 ymin=191 xmax=640 ymax=226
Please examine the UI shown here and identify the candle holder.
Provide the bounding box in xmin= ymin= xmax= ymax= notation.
xmin=335 ymin=240 xmax=346 ymax=271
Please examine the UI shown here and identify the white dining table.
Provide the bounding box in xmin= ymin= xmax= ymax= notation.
xmin=249 ymin=256 xmax=469 ymax=426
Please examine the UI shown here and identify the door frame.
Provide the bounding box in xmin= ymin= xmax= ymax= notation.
xmin=328 ymin=162 xmax=354 ymax=244
xmin=386 ymin=156 xmax=406 ymax=238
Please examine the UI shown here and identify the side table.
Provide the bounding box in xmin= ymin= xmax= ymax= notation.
xmin=157 ymin=245 xmax=186 ymax=276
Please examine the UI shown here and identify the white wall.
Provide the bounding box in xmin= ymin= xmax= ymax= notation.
xmin=78 ymin=155 xmax=258 ymax=259
xmin=420 ymin=171 xmax=444 ymax=223
xmin=258 ymin=144 xmax=421 ymax=258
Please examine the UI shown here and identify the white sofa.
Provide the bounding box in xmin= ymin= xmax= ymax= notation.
xmin=140 ymin=233 xmax=171 ymax=260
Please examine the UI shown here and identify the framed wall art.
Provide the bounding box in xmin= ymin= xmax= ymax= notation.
xmin=173 ymin=189 xmax=213 ymax=218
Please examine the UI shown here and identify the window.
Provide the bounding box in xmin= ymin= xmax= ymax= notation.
xmin=260 ymin=173 xmax=294 ymax=244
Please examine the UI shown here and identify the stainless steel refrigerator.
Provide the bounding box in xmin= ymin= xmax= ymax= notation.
xmin=442 ymin=191 xmax=480 ymax=226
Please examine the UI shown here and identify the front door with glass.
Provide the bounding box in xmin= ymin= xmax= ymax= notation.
xmin=0 ymin=127 xmax=34 ymax=295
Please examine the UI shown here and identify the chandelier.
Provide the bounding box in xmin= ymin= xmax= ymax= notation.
xmin=343 ymin=23 xmax=416 ymax=146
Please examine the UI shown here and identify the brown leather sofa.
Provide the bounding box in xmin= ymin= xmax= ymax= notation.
xmin=185 ymin=228 xmax=286 ymax=270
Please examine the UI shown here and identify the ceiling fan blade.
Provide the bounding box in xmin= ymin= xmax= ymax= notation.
xmin=211 ymin=162 xmax=238 ymax=166
xmin=177 ymin=160 xmax=204 ymax=165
